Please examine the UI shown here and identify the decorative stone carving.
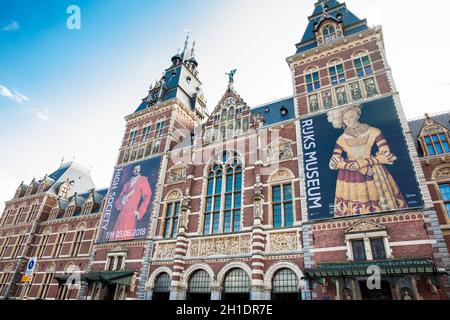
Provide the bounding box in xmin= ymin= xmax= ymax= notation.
xmin=253 ymin=174 xmax=264 ymax=221
xmin=188 ymin=235 xmax=251 ymax=257
xmin=270 ymin=170 xmax=293 ymax=183
xmin=267 ymin=139 xmax=294 ymax=162
xmin=364 ymin=78 xmax=378 ymax=97
xmin=345 ymin=219 xmax=386 ymax=234
xmin=155 ymin=242 xmax=176 ymax=259
xmin=269 ymin=232 xmax=298 ymax=253
xmin=168 ymin=165 xmax=187 ymax=184
xmin=432 ymin=165 xmax=450 ymax=180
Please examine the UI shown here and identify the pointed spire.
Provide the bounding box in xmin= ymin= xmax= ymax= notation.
xmin=183 ymin=32 xmax=190 ymax=54
xmin=190 ymin=41 xmax=196 ymax=58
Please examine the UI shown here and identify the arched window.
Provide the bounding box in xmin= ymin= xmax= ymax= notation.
xmin=323 ymin=24 xmax=337 ymax=44
xmin=353 ymin=52 xmax=373 ymax=77
xmin=153 ymin=273 xmax=171 ymax=301
xmin=187 ymin=270 xmax=211 ymax=301
xmin=163 ymin=201 xmax=181 ymax=239
xmin=305 ymin=67 xmax=320 ymax=93
xmin=271 ymin=269 xmax=300 ymax=301
xmin=222 ymin=268 xmax=250 ymax=301
xmin=323 ymin=25 xmax=335 ymax=37
xmin=203 ymin=152 xmax=243 ymax=235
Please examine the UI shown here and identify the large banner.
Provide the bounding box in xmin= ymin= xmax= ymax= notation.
xmin=98 ymin=157 xmax=161 ymax=242
xmin=300 ymin=96 xmax=423 ymax=221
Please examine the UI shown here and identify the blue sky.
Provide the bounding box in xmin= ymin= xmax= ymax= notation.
xmin=1 ymin=0 xmax=450 ymax=212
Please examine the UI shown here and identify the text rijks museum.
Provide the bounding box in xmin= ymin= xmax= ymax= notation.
xmin=1 ymin=0 xmax=450 ymax=301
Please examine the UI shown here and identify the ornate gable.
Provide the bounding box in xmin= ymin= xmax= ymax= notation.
xmin=202 ymin=80 xmax=254 ymax=145
xmin=419 ymin=115 xmax=448 ymax=137
xmin=345 ymin=219 xmax=386 ymax=234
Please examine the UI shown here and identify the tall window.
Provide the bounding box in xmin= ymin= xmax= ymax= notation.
xmin=370 ymin=238 xmax=387 ymax=260
xmin=36 ymin=234 xmax=49 ymax=258
xmin=0 ymin=273 xmax=11 ymax=296
xmin=12 ymin=235 xmax=26 ymax=258
xmin=129 ymin=129 xmax=138 ymax=146
xmin=203 ymin=152 xmax=242 ymax=235
xmin=305 ymin=69 xmax=320 ymax=93
xmin=222 ymin=269 xmax=251 ymax=301
xmin=439 ymin=184 xmax=450 ymax=218
xmin=351 ymin=240 xmax=367 ymax=261
xmin=153 ymin=273 xmax=171 ymax=301
xmin=54 ymin=233 xmax=66 ymax=257
xmin=27 ymin=204 xmax=39 ymax=223
xmin=272 ymin=184 xmax=294 ymax=228
xmin=354 ymin=54 xmax=373 ymax=77
xmin=0 ymin=237 xmax=11 ymax=258
xmin=142 ymin=124 xmax=152 ymax=142
xmin=38 ymin=273 xmax=54 ymax=299
xmin=271 ymin=269 xmax=299 ymax=301
xmin=187 ymin=270 xmax=211 ymax=301
xmin=163 ymin=202 xmax=181 ymax=239
xmin=82 ymin=202 xmax=94 ymax=215
xmin=15 ymin=207 xmax=27 ymax=224
xmin=71 ymin=231 xmax=84 ymax=257
xmin=425 ymin=133 xmax=450 ymax=156
xmin=329 ymin=63 xmax=346 ymax=85
xmin=156 ymin=120 xmax=166 ymax=138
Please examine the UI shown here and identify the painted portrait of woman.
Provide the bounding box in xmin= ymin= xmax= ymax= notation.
xmin=327 ymin=105 xmax=408 ymax=217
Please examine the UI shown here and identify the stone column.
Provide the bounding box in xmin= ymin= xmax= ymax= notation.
xmin=335 ymin=279 xmax=341 ymax=300
xmin=410 ymin=276 xmax=423 ymax=300
xmin=211 ymin=286 xmax=221 ymax=301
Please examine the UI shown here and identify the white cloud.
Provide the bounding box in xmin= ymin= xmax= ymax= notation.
xmin=0 ymin=85 xmax=29 ymax=104
xmin=3 ymin=20 xmax=20 ymax=31
xmin=36 ymin=110 xmax=50 ymax=121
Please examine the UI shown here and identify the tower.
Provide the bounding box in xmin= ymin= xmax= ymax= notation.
xmin=287 ymin=0 xmax=450 ymax=300
xmin=82 ymin=36 xmax=209 ymax=300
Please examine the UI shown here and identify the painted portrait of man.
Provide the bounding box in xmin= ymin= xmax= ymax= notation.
xmin=112 ymin=165 xmax=152 ymax=241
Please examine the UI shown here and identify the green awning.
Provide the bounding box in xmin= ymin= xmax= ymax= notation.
xmin=304 ymin=259 xmax=440 ymax=279
xmin=83 ymin=271 xmax=136 ymax=287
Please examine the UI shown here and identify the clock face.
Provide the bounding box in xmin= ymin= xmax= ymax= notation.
xmin=150 ymin=92 xmax=159 ymax=101
xmin=224 ymin=97 xmax=235 ymax=107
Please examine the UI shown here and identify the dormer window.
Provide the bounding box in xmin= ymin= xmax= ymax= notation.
xmin=323 ymin=24 xmax=337 ymax=44
xmin=58 ymin=182 xmax=70 ymax=199
xmin=424 ymin=133 xmax=450 ymax=155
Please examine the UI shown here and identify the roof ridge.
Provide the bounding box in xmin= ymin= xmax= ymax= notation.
xmin=251 ymin=95 xmax=294 ymax=110
xmin=408 ymin=110 xmax=450 ymax=122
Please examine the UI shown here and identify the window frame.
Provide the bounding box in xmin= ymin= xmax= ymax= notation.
xmin=271 ymin=183 xmax=295 ymax=229
xmin=202 ymin=152 xmax=243 ymax=235
xmin=424 ymin=132 xmax=450 ymax=156
xmin=345 ymin=231 xmax=391 ymax=262
xmin=439 ymin=183 xmax=450 ymax=219
xmin=305 ymin=68 xmax=321 ymax=93
xmin=353 ymin=53 xmax=373 ymax=78
xmin=328 ymin=61 xmax=346 ymax=85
